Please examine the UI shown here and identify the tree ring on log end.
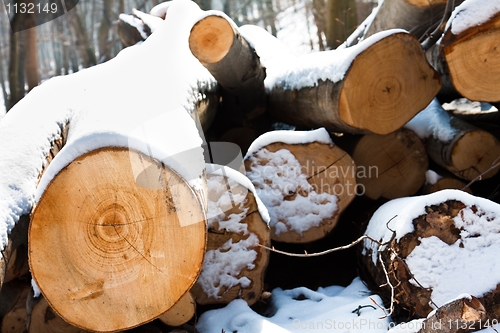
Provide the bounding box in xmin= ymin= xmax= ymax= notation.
xmin=189 ymin=15 xmax=235 ymax=65
xmin=29 ymin=147 xmax=207 ymax=332
xmin=339 ymin=32 xmax=441 ymax=135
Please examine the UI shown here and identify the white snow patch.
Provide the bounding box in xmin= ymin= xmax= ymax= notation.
xmin=442 ymin=98 xmax=498 ymax=112
xmin=364 ymin=190 xmax=500 ymax=308
xmin=425 ymin=170 xmax=442 ymax=185
xmin=32 ymin=279 xmax=41 ymax=298
xmin=196 ymin=277 xmax=391 ymax=333
xmin=246 ymin=147 xmax=337 ymax=236
xmin=150 ymin=1 xmax=172 ymax=18
xmin=132 ymin=8 xmax=164 ymax=33
xmin=405 ymin=99 xmax=458 ymax=142
xmin=243 ymin=27 xmax=406 ymax=90
xmin=119 ymin=13 xmax=149 ymax=39
xmin=0 ymin=0 xmax=217 ymax=251
xmin=446 ymin=0 xmax=500 ymax=35
xmin=245 ymin=127 xmax=333 ymax=159
xmin=208 ymin=164 xmax=270 ymax=223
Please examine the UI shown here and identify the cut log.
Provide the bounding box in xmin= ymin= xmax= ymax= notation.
xmin=426 ymin=3 xmax=500 ymax=102
xmin=406 ymin=99 xmax=500 ymax=181
xmin=0 ymin=280 xmax=30 ymax=333
xmin=27 ymin=296 xmax=90 ymax=333
xmin=189 ymin=13 xmax=266 ymax=121
xmin=246 ymin=29 xmax=441 ymax=135
xmin=29 ymin=148 xmax=207 ymax=332
xmin=422 ymin=169 xmax=471 ymax=194
xmin=244 ymin=129 xmax=356 ymax=243
xmin=352 ymin=0 xmax=450 ymax=46
xmin=0 ymin=216 xmax=29 ymax=288
xmin=417 ymin=296 xmax=486 ymax=333
xmin=362 ymin=190 xmax=500 ymax=319
xmin=157 ymin=292 xmax=195 ymax=327
xmin=350 ymin=128 xmax=428 ymax=200
xmin=191 ymin=169 xmax=270 ymax=305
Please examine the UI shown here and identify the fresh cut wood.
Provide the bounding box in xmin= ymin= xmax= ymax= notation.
xmin=244 ymin=129 xmax=356 ymax=243
xmin=362 ymin=190 xmax=500 ymax=319
xmin=245 ymin=28 xmax=441 ymax=135
xmin=29 ymin=148 xmax=207 ymax=332
xmin=426 ymin=3 xmax=500 ymax=102
xmin=350 ymin=128 xmax=428 ymax=200
xmin=189 ymin=13 xmax=266 ymax=121
xmin=406 ymin=99 xmax=500 ymax=181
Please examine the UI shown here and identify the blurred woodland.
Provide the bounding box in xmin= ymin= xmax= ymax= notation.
xmin=0 ymin=0 xmax=377 ymax=112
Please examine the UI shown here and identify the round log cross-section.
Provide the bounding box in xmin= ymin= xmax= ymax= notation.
xmin=29 ymin=148 xmax=207 ymax=332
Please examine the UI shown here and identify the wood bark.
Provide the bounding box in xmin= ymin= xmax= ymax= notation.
xmin=0 ymin=280 xmax=30 ymax=333
xmin=426 ymin=11 xmax=500 ymax=102
xmin=244 ymin=141 xmax=356 ymax=243
xmin=189 ymin=13 xmax=266 ymax=122
xmin=0 ymin=216 xmax=29 ymax=289
xmin=267 ymin=32 xmax=441 ymax=135
xmin=191 ymin=173 xmax=270 ymax=305
xmin=350 ymin=128 xmax=428 ymax=200
xmin=29 ymin=148 xmax=207 ymax=332
xmin=417 ymin=296 xmax=486 ymax=333
xmin=362 ymin=198 xmax=500 ymax=319
xmin=426 ymin=117 xmax=500 ymax=181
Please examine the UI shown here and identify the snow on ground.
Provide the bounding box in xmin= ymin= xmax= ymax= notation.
xmin=364 ymin=189 xmax=500 ymax=308
xmin=0 ymin=0 xmax=217 ymax=250
xmin=197 ymin=277 xmax=391 ymax=333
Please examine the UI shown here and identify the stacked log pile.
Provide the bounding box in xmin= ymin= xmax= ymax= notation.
xmin=1 ymin=0 xmax=500 ymax=332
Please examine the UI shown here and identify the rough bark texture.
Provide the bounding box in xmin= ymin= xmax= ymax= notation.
xmin=362 ymin=200 xmax=500 ymax=320
xmin=268 ymin=32 xmax=441 ymax=135
xmin=426 ymin=12 xmax=500 ymax=102
xmin=350 ymin=128 xmax=428 ymax=200
xmin=189 ymin=14 xmax=266 ymax=122
xmin=29 ymin=148 xmax=207 ymax=332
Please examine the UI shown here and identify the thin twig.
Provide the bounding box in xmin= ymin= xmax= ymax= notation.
xmin=421 ymin=0 xmax=455 ymax=51
xmin=462 ymin=156 xmax=500 ymax=191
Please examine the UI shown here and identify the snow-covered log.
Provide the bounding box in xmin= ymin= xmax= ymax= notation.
xmin=345 ymin=0 xmax=451 ymax=47
xmin=362 ymin=189 xmax=500 ymax=319
xmin=241 ymin=26 xmax=441 ymax=135
xmin=189 ymin=13 xmax=267 ymax=122
xmin=406 ymin=99 xmax=500 ymax=181
xmin=417 ymin=296 xmax=486 ymax=333
xmin=422 ymin=169 xmax=470 ymax=194
xmin=0 ymin=0 xmax=218 ymax=331
xmin=157 ymin=291 xmax=196 ymax=327
xmin=349 ymin=128 xmax=428 ymax=200
xmin=191 ymin=167 xmax=270 ymax=305
xmin=426 ymin=0 xmax=500 ymax=102
xmin=243 ymin=128 xmax=356 ymax=243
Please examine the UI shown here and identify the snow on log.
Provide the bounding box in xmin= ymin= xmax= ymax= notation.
xmin=191 ymin=166 xmax=270 ymax=305
xmin=344 ymin=0 xmax=450 ymax=47
xmin=422 ymin=169 xmax=471 ymax=194
xmin=0 ymin=0 xmax=217 ymax=331
xmin=243 ymin=128 xmax=356 ymax=243
xmin=241 ymin=26 xmax=441 ymax=135
xmin=406 ymin=99 xmax=500 ymax=181
xmin=417 ymin=296 xmax=486 ymax=333
xmin=350 ymin=128 xmax=428 ymax=200
xmin=189 ymin=12 xmax=266 ymax=121
xmin=157 ymin=291 xmax=196 ymax=327
xmin=426 ymin=0 xmax=500 ymax=102
xmin=362 ymin=189 xmax=500 ymax=319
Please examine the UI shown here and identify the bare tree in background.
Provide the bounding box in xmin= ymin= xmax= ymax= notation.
xmin=325 ymin=0 xmax=357 ymax=49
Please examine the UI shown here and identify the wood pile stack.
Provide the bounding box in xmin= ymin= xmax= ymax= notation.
xmin=1 ymin=0 xmax=500 ymax=332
